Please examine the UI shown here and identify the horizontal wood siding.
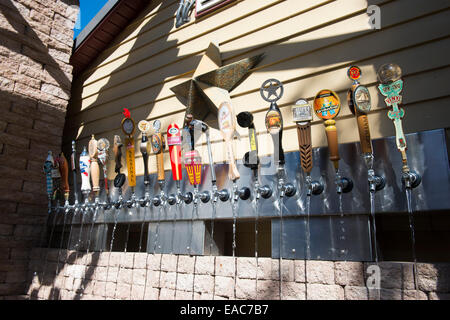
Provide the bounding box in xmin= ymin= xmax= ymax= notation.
xmin=65 ymin=0 xmax=450 ymax=179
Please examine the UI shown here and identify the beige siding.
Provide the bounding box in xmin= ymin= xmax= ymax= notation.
xmin=65 ymin=0 xmax=450 ymax=179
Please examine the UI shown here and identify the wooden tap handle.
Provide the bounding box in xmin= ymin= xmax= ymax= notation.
xmin=157 ymin=133 xmax=165 ymax=181
xmin=224 ymin=135 xmax=240 ymax=181
xmin=356 ymin=112 xmax=372 ymax=154
xmin=296 ymin=122 xmax=313 ymax=174
xmin=324 ymin=119 xmax=340 ymax=170
xmin=89 ymin=136 xmax=100 ymax=192
xmin=151 ymin=132 xmax=165 ymax=182
xmin=125 ymin=137 xmax=136 ymax=187
xmin=59 ymin=152 xmax=70 ymax=195
xmin=90 ymin=160 xmax=100 ymax=192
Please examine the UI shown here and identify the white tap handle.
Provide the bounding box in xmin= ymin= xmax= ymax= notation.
xmin=80 ymin=154 xmax=91 ymax=193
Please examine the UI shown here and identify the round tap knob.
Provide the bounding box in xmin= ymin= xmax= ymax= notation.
xmin=152 ymin=195 xmax=162 ymax=207
xmin=236 ymin=187 xmax=251 ymax=201
xmin=284 ymin=183 xmax=296 ymax=197
xmin=167 ymin=194 xmax=177 ymax=206
xmin=258 ymin=185 xmax=272 ymax=199
xmin=217 ymin=189 xmax=230 ymax=202
xmin=200 ymin=191 xmax=211 ymax=204
xmin=309 ymin=181 xmax=324 ymax=196
xmin=336 ymin=177 xmax=353 ymax=194
xmin=401 ymin=171 xmax=421 ymax=189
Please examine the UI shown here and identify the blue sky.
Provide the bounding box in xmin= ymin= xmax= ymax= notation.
xmin=73 ymin=0 xmax=109 ymax=39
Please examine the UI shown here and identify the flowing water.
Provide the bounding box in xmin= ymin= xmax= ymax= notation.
xmin=61 ymin=206 xmax=80 ymax=293
xmin=230 ymin=184 xmax=239 ymax=300
xmin=52 ymin=207 xmax=69 ymax=300
xmin=104 ymin=209 xmax=119 ymax=300
xmin=86 ymin=206 xmax=99 ymax=255
xmin=278 ymin=196 xmax=284 ymax=300
xmin=338 ymin=193 xmax=348 ymax=260
xmin=74 ymin=204 xmax=88 ymax=259
xmin=231 ymin=191 xmax=238 ymax=258
xmin=154 ymin=204 xmax=164 ymax=254
xmin=113 ymin=222 xmax=131 ymax=299
xmin=405 ymin=188 xmax=418 ymax=289
xmin=369 ymin=191 xmax=378 ymax=263
xmin=304 ymin=194 xmax=311 ymax=260
xmin=252 ymin=196 xmax=261 ymax=300
xmin=210 ymin=201 xmax=217 ymax=256
xmin=139 ymin=205 xmax=148 ymax=253
xmin=40 ymin=202 xmax=59 ymax=292
xmin=170 ymin=202 xmax=179 ymax=254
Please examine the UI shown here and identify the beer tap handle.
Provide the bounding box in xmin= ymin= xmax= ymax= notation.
xmin=121 ymin=108 xmax=136 ymax=188
xmin=71 ymin=141 xmax=79 ymax=203
xmin=314 ymin=89 xmax=341 ymax=171
xmin=296 ymin=122 xmax=312 ymax=174
xmin=167 ymin=123 xmax=183 ymax=182
xmin=113 ymin=135 xmax=126 ymax=189
xmin=347 ymin=66 xmax=373 ymax=155
xmin=356 ymin=112 xmax=372 ymax=154
xmin=151 ymin=120 xmax=165 ymax=184
xmin=97 ymin=138 xmax=110 ymax=195
xmin=324 ymin=119 xmax=340 ymax=171
xmin=142 ymin=139 xmax=150 ymax=186
xmin=261 ymin=79 xmax=285 ymax=168
xmin=89 ymin=135 xmax=100 ymax=193
xmin=190 ymin=119 xmax=217 ymax=183
xmin=114 ymin=135 xmax=123 ymax=174
xmin=125 ymin=137 xmax=136 ymax=188
xmin=58 ymin=152 xmax=70 ymax=201
xmin=138 ymin=120 xmax=152 ymax=187
xmin=293 ymin=99 xmax=314 ymax=174
xmin=79 ymin=146 xmax=91 ymax=197
xmin=218 ymin=102 xmax=240 ymax=181
xmin=237 ymin=111 xmax=259 ymax=171
xmin=44 ymin=151 xmax=54 ymax=201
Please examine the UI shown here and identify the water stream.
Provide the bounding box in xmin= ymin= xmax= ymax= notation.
xmin=104 ymin=209 xmax=119 ymax=300
xmin=210 ymin=201 xmax=217 ymax=256
xmin=52 ymin=207 xmax=69 ymax=299
xmin=338 ymin=193 xmax=348 ymax=260
xmin=252 ymin=196 xmax=261 ymax=300
xmin=170 ymin=202 xmax=180 ymax=254
xmin=278 ymin=196 xmax=284 ymax=300
xmin=77 ymin=205 xmax=99 ymax=297
xmin=40 ymin=202 xmax=59 ymax=296
xmin=369 ymin=191 xmax=378 ymax=263
xmin=405 ymin=188 xmax=418 ymax=289
xmin=153 ymin=204 xmax=164 ymax=254
xmin=231 ymin=191 xmax=238 ymax=258
xmin=113 ymin=222 xmax=131 ymax=299
xmin=304 ymin=194 xmax=311 ymax=261
xmin=139 ymin=205 xmax=148 ymax=253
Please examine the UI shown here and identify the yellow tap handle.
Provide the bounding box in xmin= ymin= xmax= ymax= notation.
xmin=125 ymin=137 xmax=136 ymax=187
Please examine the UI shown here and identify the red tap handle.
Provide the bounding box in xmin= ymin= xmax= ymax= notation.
xmin=167 ymin=123 xmax=182 ymax=181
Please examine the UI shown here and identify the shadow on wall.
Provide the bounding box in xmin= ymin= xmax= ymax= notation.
xmin=0 ymin=0 xmax=78 ymax=297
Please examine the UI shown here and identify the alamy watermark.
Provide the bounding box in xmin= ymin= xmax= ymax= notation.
xmin=366 ymin=265 xmax=381 ymax=289
xmin=368 ymin=5 xmax=381 ymax=30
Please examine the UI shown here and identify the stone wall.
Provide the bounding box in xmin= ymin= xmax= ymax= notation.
xmin=24 ymin=250 xmax=450 ymax=300
xmin=0 ymin=0 xmax=78 ymax=297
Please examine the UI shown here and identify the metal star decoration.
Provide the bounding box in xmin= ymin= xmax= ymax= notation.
xmin=170 ymin=42 xmax=264 ymax=129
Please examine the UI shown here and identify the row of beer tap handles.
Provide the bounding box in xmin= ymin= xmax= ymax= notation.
xmin=44 ymin=64 xmax=421 ymax=211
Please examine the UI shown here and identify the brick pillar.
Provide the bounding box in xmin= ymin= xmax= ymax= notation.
xmin=0 ymin=0 xmax=79 ymax=297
